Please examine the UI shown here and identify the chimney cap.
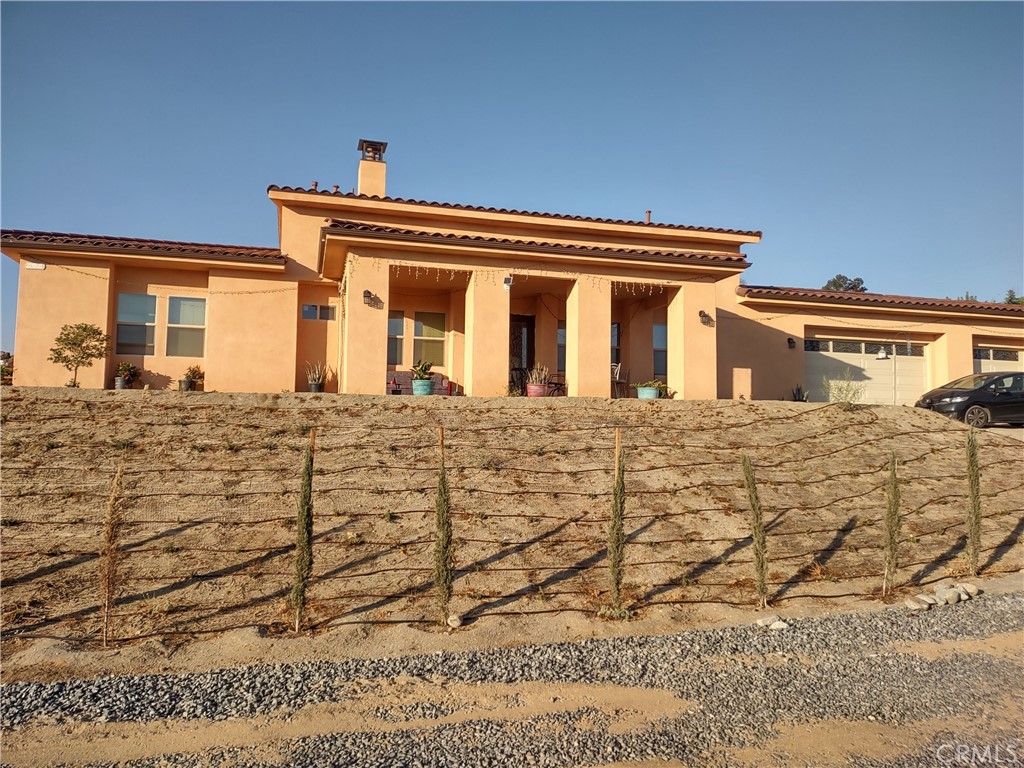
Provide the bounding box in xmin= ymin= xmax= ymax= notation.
xmin=357 ymin=139 xmax=388 ymax=162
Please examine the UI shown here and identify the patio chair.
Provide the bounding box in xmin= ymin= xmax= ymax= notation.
xmin=611 ymin=364 xmax=629 ymax=398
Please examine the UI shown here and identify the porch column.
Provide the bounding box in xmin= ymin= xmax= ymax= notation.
xmin=567 ymin=277 xmax=611 ymax=397
xmin=464 ymin=271 xmax=510 ymax=396
xmin=341 ymin=251 xmax=389 ymax=394
xmin=666 ymin=280 xmax=718 ymax=399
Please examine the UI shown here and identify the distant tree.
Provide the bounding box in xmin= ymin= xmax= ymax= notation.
xmin=48 ymin=323 xmax=110 ymax=387
xmin=822 ymin=274 xmax=867 ymax=292
xmin=957 ymin=292 xmax=979 ymax=302
xmin=1004 ymin=289 xmax=1024 ymax=305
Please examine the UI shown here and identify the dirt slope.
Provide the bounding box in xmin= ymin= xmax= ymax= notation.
xmin=1 ymin=387 xmax=1021 ymax=680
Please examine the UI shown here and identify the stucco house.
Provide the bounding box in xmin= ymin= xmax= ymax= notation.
xmin=3 ymin=140 xmax=1022 ymax=402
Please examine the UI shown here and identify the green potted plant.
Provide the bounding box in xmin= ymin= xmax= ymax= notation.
xmin=114 ymin=362 xmax=140 ymax=390
xmin=411 ymin=360 xmax=434 ymax=395
xmin=180 ymin=365 xmax=204 ymax=392
xmin=525 ymin=365 xmax=549 ymax=397
xmin=633 ymin=379 xmax=667 ymax=399
xmin=305 ymin=361 xmax=329 ymax=393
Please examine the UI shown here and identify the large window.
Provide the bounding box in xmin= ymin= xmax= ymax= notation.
xmin=388 ymin=310 xmax=404 ymax=366
xmin=116 ymin=293 xmax=156 ymax=355
xmin=653 ymin=322 xmax=667 ymax=378
xmin=413 ymin=312 xmax=445 ymax=366
xmin=611 ymin=323 xmax=621 ymax=365
xmin=167 ymin=297 xmax=206 ymax=357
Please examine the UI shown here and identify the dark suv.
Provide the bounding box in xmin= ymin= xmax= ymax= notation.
xmin=915 ymin=371 xmax=1024 ymax=428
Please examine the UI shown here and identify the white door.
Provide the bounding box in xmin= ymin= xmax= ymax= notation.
xmin=973 ymin=348 xmax=1024 ymax=374
xmin=805 ymin=339 xmax=927 ymax=406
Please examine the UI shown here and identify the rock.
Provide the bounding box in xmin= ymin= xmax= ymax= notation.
xmin=955 ymin=587 xmax=972 ymax=601
xmin=755 ymin=614 xmax=781 ymax=627
xmin=769 ymin=620 xmax=789 ymax=630
xmin=904 ymin=597 xmax=930 ymax=611
xmin=446 ymin=613 xmax=463 ymax=629
xmin=916 ymin=594 xmax=939 ymax=605
xmin=938 ymin=589 xmax=961 ymax=605
xmin=956 ymin=583 xmax=980 ymax=597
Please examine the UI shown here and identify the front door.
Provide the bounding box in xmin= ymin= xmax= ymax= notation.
xmin=509 ymin=314 xmax=535 ymax=391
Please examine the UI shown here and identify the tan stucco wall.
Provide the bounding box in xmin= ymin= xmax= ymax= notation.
xmin=14 ymin=257 xmax=113 ymax=388
xmin=205 ymin=271 xmax=297 ymax=393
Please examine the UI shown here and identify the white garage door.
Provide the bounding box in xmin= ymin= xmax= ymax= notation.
xmin=805 ymin=339 xmax=927 ymax=406
xmin=973 ymin=348 xmax=1024 ymax=374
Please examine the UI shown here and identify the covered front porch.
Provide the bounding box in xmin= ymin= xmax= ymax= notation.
xmin=329 ymin=248 xmax=720 ymax=399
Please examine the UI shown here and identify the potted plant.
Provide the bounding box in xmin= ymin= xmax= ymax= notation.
xmin=410 ymin=360 xmax=434 ymax=395
xmin=633 ymin=379 xmax=667 ymax=400
xmin=305 ymin=361 xmax=329 ymax=393
xmin=525 ymin=365 xmax=549 ymax=397
xmin=179 ymin=365 xmax=204 ymax=392
xmin=114 ymin=362 xmax=140 ymax=390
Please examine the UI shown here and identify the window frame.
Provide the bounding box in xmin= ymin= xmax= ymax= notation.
xmin=653 ymin=322 xmax=667 ymax=379
xmin=165 ymin=296 xmax=207 ymax=358
xmin=387 ymin=310 xmax=405 ymax=366
xmin=116 ymin=293 xmax=157 ymax=356
xmin=412 ymin=311 xmax=446 ymax=368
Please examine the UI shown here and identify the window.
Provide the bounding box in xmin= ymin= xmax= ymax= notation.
xmin=413 ymin=311 xmax=445 ymax=366
xmin=611 ymin=323 xmax=621 ymax=365
xmin=653 ymin=322 xmax=667 ymax=378
xmin=116 ymin=293 xmax=156 ymax=355
xmin=804 ymin=339 xmax=827 ymax=352
xmin=166 ymin=297 xmax=206 ymax=357
xmin=993 ymin=349 xmax=1020 ymax=362
xmin=557 ymin=320 xmax=566 ymax=373
xmin=832 ymin=341 xmax=863 ymax=354
xmin=387 ymin=310 xmax=404 ymax=366
xmin=302 ymin=304 xmax=335 ymax=320
xmin=895 ymin=344 xmax=925 ymax=357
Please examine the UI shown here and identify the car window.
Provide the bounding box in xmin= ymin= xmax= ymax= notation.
xmin=947 ymin=374 xmax=992 ymax=389
xmin=992 ymin=375 xmax=1015 ymax=390
xmin=1012 ymin=375 xmax=1024 ymax=393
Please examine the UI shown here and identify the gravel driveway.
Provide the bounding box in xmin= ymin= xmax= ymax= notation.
xmin=3 ymin=589 xmax=1022 ymax=768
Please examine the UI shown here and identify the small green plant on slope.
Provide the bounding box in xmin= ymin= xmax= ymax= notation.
xmin=290 ymin=428 xmax=316 ymax=632
xmin=600 ymin=428 xmax=632 ymax=620
xmin=433 ymin=426 xmax=454 ymax=622
xmin=742 ymin=455 xmax=769 ymax=609
xmin=882 ymin=452 xmax=901 ymax=596
xmin=822 ymin=368 xmax=865 ymax=411
xmin=48 ymin=323 xmax=110 ymax=387
xmin=965 ymin=429 xmax=982 ymax=577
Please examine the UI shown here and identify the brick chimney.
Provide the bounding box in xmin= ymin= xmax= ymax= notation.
xmin=356 ymin=139 xmax=387 ymax=197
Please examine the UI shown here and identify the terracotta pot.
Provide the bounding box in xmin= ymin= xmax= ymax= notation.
xmin=525 ymin=383 xmax=547 ymax=397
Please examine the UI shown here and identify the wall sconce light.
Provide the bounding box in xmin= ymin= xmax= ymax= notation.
xmin=362 ymin=290 xmax=373 ymax=305
xmin=698 ymin=310 xmax=713 ymax=326
xmin=787 ymin=337 xmax=796 ymax=349
xmin=503 ymin=275 xmax=513 ymax=292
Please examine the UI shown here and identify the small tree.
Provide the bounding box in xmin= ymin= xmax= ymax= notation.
xmin=882 ymin=452 xmax=902 ymax=596
xmin=433 ymin=426 xmax=454 ymax=621
xmin=742 ymin=455 xmax=769 ymax=609
xmin=48 ymin=323 xmax=109 ymax=387
xmin=1004 ymin=289 xmax=1024 ymax=306
xmin=822 ymin=274 xmax=867 ymax=292
xmin=290 ymin=428 xmax=316 ymax=632
xmin=965 ymin=429 xmax=982 ymax=577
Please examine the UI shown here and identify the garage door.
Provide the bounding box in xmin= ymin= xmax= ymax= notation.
xmin=973 ymin=348 xmax=1024 ymax=374
xmin=805 ymin=339 xmax=927 ymax=406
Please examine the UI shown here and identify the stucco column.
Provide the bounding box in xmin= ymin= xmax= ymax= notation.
xmin=930 ymin=328 xmax=974 ymax=386
xmin=666 ymin=280 xmax=718 ymax=400
xmin=341 ymin=251 xmax=390 ymax=395
xmin=567 ymin=277 xmax=611 ymax=397
xmin=464 ymin=271 xmax=510 ymax=396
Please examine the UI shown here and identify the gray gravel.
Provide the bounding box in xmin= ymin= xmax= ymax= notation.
xmin=3 ymin=592 xmax=1022 ymax=767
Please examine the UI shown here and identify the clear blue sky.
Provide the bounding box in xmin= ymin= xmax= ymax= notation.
xmin=3 ymin=2 xmax=1022 ymax=353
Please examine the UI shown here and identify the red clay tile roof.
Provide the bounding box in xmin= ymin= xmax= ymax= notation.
xmin=270 ymin=185 xmax=762 ymax=238
xmin=0 ymin=230 xmax=285 ymax=265
xmin=324 ymin=219 xmax=749 ymax=268
xmin=737 ymin=285 xmax=1024 ymax=316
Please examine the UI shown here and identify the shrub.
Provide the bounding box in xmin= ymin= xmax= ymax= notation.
xmin=742 ymin=455 xmax=769 ymax=609
xmin=822 ymin=368 xmax=865 ymax=411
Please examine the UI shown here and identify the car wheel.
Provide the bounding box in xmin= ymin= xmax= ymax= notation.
xmin=963 ymin=405 xmax=990 ymax=428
